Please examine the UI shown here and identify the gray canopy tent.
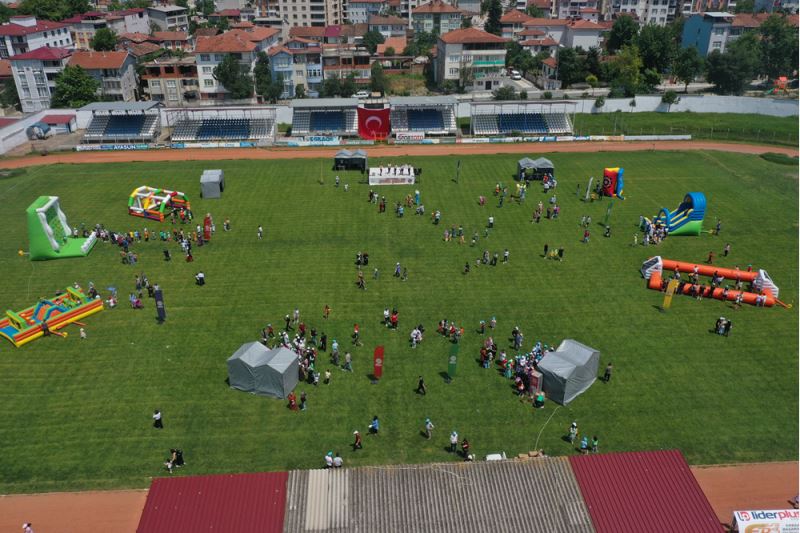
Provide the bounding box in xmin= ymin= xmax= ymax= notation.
xmin=517 ymin=157 xmax=555 ymax=181
xmin=537 ymin=339 xmax=600 ymax=405
xmin=333 ymin=149 xmax=367 ymax=173
xmin=200 ymin=169 xmax=224 ymax=199
xmin=227 ymin=343 xmax=298 ymax=399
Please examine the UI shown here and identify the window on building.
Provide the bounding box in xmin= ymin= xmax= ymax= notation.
xmin=712 ymin=41 xmax=721 ymax=49
xmin=200 ymin=54 xmax=210 ymax=61
xmin=204 ymin=79 xmax=214 ymax=86
xmin=166 ymin=80 xmax=177 ymax=87
xmin=202 ymin=66 xmax=212 ymax=73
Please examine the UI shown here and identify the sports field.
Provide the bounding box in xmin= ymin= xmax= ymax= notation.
xmin=0 ymin=149 xmax=796 ymax=494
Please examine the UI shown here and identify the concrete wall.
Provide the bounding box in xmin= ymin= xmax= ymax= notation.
xmin=575 ymin=95 xmax=798 ymax=117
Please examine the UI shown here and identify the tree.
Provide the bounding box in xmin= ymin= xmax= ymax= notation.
xmin=321 ymin=74 xmax=342 ymax=97
xmin=90 ymin=28 xmax=117 ymax=52
xmin=295 ymin=84 xmax=306 ymax=99
xmin=213 ymin=54 xmax=253 ymax=99
xmin=461 ymin=17 xmax=472 ymax=28
xmin=661 ymin=89 xmax=679 ymax=110
xmin=526 ymin=4 xmax=544 ymax=17
xmin=585 ymin=74 xmax=598 ymax=88
xmin=215 ymin=16 xmax=230 ymax=32
xmin=673 ymin=46 xmax=704 ymax=92
xmin=759 ymin=15 xmax=799 ymax=80
xmin=254 ymin=51 xmax=272 ymax=96
xmin=370 ymin=61 xmax=387 ymax=94
xmin=267 ymin=73 xmax=284 ymax=102
xmin=175 ymin=0 xmax=188 ymax=7
xmin=585 ymin=46 xmax=601 ymax=77
xmin=384 ymin=46 xmax=395 ymax=57
xmin=484 ymin=0 xmax=502 ymax=36
xmin=706 ymin=33 xmax=759 ymax=95
xmin=556 ymin=48 xmax=586 ymax=87
xmin=18 ymin=0 xmax=88 ymax=20
xmin=341 ymin=72 xmax=357 ymax=97
xmin=0 ymin=3 xmax=13 ymax=23
xmin=458 ymin=64 xmax=474 ymax=92
xmin=734 ymin=0 xmax=754 ymax=12
xmin=493 ymin=85 xmax=517 ymax=100
xmin=51 ymin=66 xmax=99 ymax=108
xmin=0 ymin=77 xmax=19 ymax=110
xmin=636 ymin=24 xmax=676 ymax=73
xmin=403 ymin=31 xmax=437 ymax=57
xmin=609 ymin=45 xmax=642 ymax=96
xmin=607 ymin=15 xmax=638 ymax=53
xmin=505 ymin=40 xmax=523 ymax=68
xmin=641 ymin=68 xmax=661 ymax=91
xmin=362 ymin=30 xmax=385 ymax=54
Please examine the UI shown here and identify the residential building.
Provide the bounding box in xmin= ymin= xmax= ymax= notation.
xmin=151 ymin=31 xmax=191 ymax=51
xmin=194 ymin=31 xmax=260 ymax=100
xmin=10 ymin=47 xmax=71 ymax=112
xmin=680 ymin=12 xmax=733 ymax=55
xmin=368 ymin=14 xmax=408 ymax=38
xmin=729 ymin=12 xmax=799 ymax=40
xmin=269 ymin=37 xmax=323 ymax=97
xmin=270 ymin=0 xmax=344 ymax=27
xmin=528 ymin=0 xmax=553 ymax=15
xmin=347 ymin=0 xmax=386 ymax=24
xmin=520 ymin=35 xmax=558 ymax=55
xmin=434 ymin=27 xmax=507 ymax=91
xmin=0 ymin=59 xmax=11 ymax=82
xmin=521 ymin=17 xmax=568 ymax=43
xmin=522 ymin=17 xmax=604 ymax=48
xmin=323 ymin=24 xmax=364 ymax=43
xmin=412 ymin=0 xmax=463 ymax=35
xmin=147 ymin=6 xmax=189 ymax=31
xmin=141 ymin=55 xmax=198 ymax=106
xmin=68 ymin=50 xmax=138 ymax=101
xmin=0 ymin=16 xmax=73 ymax=59
xmin=539 ymin=55 xmax=558 ymax=88
xmin=289 ymin=26 xmax=328 ymax=41
xmin=500 ymin=9 xmax=533 ymax=40
xmin=554 ymin=0 xmax=600 ymax=19
xmin=208 ymin=9 xmax=243 ymax=25
xmin=754 ymin=0 xmax=797 ymax=12
xmin=63 ymin=9 xmax=149 ymax=50
xmin=680 ymin=0 xmax=735 ymax=17
xmin=321 ymin=43 xmax=371 ymax=83
xmin=123 ymin=41 xmax=162 ymax=59
xmin=610 ymin=0 xmax=678 ymax=25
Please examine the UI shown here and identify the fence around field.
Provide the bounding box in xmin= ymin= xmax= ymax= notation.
xmin=571 ymin=124 xmax=796 ymax=147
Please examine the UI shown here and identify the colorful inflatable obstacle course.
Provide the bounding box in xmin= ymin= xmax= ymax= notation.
xmin=601 ymin=167 xmax=625 ymax=199
xmin=128 ymin=186 xmax=190 ymax=222
xmin=641 ymin=256 xmax=788 ymax=308
xmin=649 ymin=192 xmax=706 ymax=236
xmin=0 ymin=287 xmax=103 ymax=347
xmin=27 ymin=196 xmax=97 ymax=261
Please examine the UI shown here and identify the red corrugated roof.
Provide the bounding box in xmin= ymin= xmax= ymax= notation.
xmin=41 ymin=114 xmax=74 ymax=124
xmin=440 ymin=27 xmax=508 ymax=44
xmin=137 ymin=471 xmax=288 ymax=533
xmin=0 ymin=18 xmax=66 ymax=36
xmin=10 ymin=47 xmax=71 ymax=61
xmin=570 ymin=450 xmax=724 ymax=533
xmin=0 ymin=117 xmax=19 ymax=127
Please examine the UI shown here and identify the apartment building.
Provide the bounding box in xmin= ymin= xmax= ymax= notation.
xmin=522 ymin=18 xmax=605 ymax=48
xmin=609 ymin=0 xmax=678 ymax=25
xmin=195 ymin=31 xmax=259 ymax=100
xmin=10 ymin=47 xmax=71 ymax=112
xmin=553 ymin=0 xmax=601 ymax=19
xmin=64 ymin=9 xmax=149 ymax=50
xmin=147 ymin=6 xmax=189 ymax=31
xmin=321 ymin=43 xmax=372 ymax=83
xmin=346 ymin=0 xmax=386 ymax=24
xmin=412 ymin=0 xmax=463 ymax=35
xmin=0 ymin=16 xmax=73 ymax=59
xmin=368 ymin=14 xmax=408 ymax=38
xmin=680 ymin=12 xmax=733 ymax=55
xmin=151 ymin=31 xmax=192 ymax=51
xmin=270 ymin=0 xmax=344 ymax=27
xmin=68 ymin=50 xmax=138 ymax=101
xmin=679 ymin=0 xmax=735 ymax=17
xmin=141 ymin=55 xmax=198 ymax=106
xmin=434 ymin=27 xmax=508 ymax=91
xmin=500 ymin=9 xmax=532 ymax=40
xmin=269 ymin=37 xmax=323 ymax=97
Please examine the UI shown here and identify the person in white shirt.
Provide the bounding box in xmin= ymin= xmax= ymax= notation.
xmin=324 ymin=452 xmax=334 ymax=468
xmin=333 ymin=453 xmax=343 ymax=468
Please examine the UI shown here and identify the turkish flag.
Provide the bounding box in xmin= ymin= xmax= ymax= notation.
xmin=358 ymin=107 xmax=390 ymax=140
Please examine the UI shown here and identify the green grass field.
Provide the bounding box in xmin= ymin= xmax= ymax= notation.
xmin=0 ymin=150 xmax=796 ymax=494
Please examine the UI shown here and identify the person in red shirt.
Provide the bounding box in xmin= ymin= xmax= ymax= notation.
xmin=352 ymin=324 xmax=360 ymax=345
xmin=353 ymin=430 xmax=362 ymax=451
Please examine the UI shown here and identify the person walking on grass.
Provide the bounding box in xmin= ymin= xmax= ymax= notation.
xmin=416 ymin=376 xmax=427 ymax=395
xmin=592 ymin=436 xmax=599 ymax=453
xmin=723 ymin=243 xmax=731 ymax=257
xmin=153 ymin=409 xmax=163 ymax=429
xmin=352 ymin=430 xmax=362 ymax=450
xmin=257 ymin=225 xmax=263 ymax=240
xmin=603 ymin=362 xmax=613 ymax=383
xmin=707 ymin=251 xmax=715 ymax=264
xmin=450 ymin=431 xmax=459 ymax=452
xmin=424 ymin=418 xmax=435 ymax=440
xmin=543 ymin=243 xmax=548 ymax=258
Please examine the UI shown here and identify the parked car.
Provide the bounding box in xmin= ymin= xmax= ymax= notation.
xmin=510 ymin=70 xmax=522 ymax=81
xmin=352 ymin=91 xmax=370 ymax=99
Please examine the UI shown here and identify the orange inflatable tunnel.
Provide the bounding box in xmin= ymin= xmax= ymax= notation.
xmin=640 ymin=256 xmax=785 ymax=308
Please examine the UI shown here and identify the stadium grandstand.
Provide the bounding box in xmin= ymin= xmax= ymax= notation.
xmin=469 ymin=101 xmax=575 ymax=136
xmin=80 ymin=102 xmax=162 ymax=144
xmin=167 ymin=107 xmax=277 ymax=144
xmin=291 ymin=98 xmax=359 ymax=137
xmin=389 ymin=96 xmax=457 ymax=137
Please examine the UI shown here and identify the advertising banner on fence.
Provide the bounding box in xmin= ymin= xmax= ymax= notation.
xmin=395 ymin=132 xmax=425 ymax=143
xmin=732 ymin=510 xmax=799 ymax=533
xmin=172 ymin=141 xmax=255 ymax=149
xmin=76 ymin=143 xmax=150 ymax=152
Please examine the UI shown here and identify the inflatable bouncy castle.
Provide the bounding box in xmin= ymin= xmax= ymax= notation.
xmin=601 ymin=168 xmax=624 ymax=199
xmin=652 ymin=192 xmax=706 ymax=236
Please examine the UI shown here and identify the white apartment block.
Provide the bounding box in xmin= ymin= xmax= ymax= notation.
xmin=0 ymin=16 xmax=73 ymax=59
xmin=412 ymin=0 xmax=463 ymax=34
xmin=10 ymin=47 xmax=71 ymax=112
xmin=609 ymin=0 xmax=678 ymax=25
xmin=271 ymin=0 xmax=343 ymax=26
xmin=146 ymin=6 xmax=189 ymax=31
xmin=435 ymin=27 xmax=507 ymax=92
xmin=347 ymin=0 xmax=385 ymax=24
xmin=68 ymin=50 xmax=138 ymax=102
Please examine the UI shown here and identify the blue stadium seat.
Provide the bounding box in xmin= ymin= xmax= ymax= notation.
xmin=497 ymin=113 xmax=548 ymax=134
xmin=407 ymin=109 xmax=444 ymax=131
xmin=104 ymin=115 xmax=145 ymax=136
xmin=309 ymin=111 xmax=345 ymax=133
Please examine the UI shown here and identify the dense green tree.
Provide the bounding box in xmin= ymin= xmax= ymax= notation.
xmin=637 ymin=24 xmax=676 ymax=73
xmin=403 ymin=31 xmax=438 ymax=57
xmin=362 ymin=30 xmax=385 ymax=54
xmin=493 ymin=85 xmax=517 ymax=100
xmin=609 ymin=45 xmax=642 ymax=96
xmin=0 ymin=3 xmax=13 ymax=23
xmin=673 ymin=46 xmax=704 ymax=92
xmin=758 ymin=15 xmax=799 ymax=80
xmin=734 ymin=0 xmax=754 ymax=12
xmin=294 ymin=84 xmax=306 ymax=98
xmin=706 ymin=32 xmax=759 ymax=94
xmin=585 ymin=46 xmax=601 ymax=77
xmin=18 ymin=0 xmax=89 ymax=20
xmin=341 ymin=72 xmax=357 ymax=97
xmin=321 ymin=74 xmax=342 ymax=97
xmin=213 ymin=54 xmax=253 ymax=99
xmin=484 ymin=0 xmax=503 ymax=35
xmin=461 ymin=17 xmax=472 ymax=28
xmin=90 ymin=28 xmax=117 ymax=52
xmin=525 ymin=4 xmax=544 ymax=17
xmin=607 ymin=15 xmax=638 ymax=53
xmin=370 ymin=61 xmax=387 ymax=94
xmin=51 ymin=66 xmax=99 ymax=108
xmin=556 ymin=47 xmax=586 ymax=87
xmin=267 ymin=73 xmax=284 ymax=102
xmin=0 ymin=77 xmax=19 ymax=110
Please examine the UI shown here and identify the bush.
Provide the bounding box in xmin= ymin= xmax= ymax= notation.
xmin=519 ymin=90 xmax=528 ymax=100
xmin=543 ymin=91 xmax=552 ymax=99
xmin=760 ymin=152 xmax=799 ymax=165
xmin=661 ymin=90 xmax=679 ymax=106
xmin=594 ymin=96 xmax=605 ymax=108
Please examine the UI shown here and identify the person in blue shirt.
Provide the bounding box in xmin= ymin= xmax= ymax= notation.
xmin=368 ymin=416 xmax=380 ymax=435
xmin=580 ymin=436 xmax=589 ymax=454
